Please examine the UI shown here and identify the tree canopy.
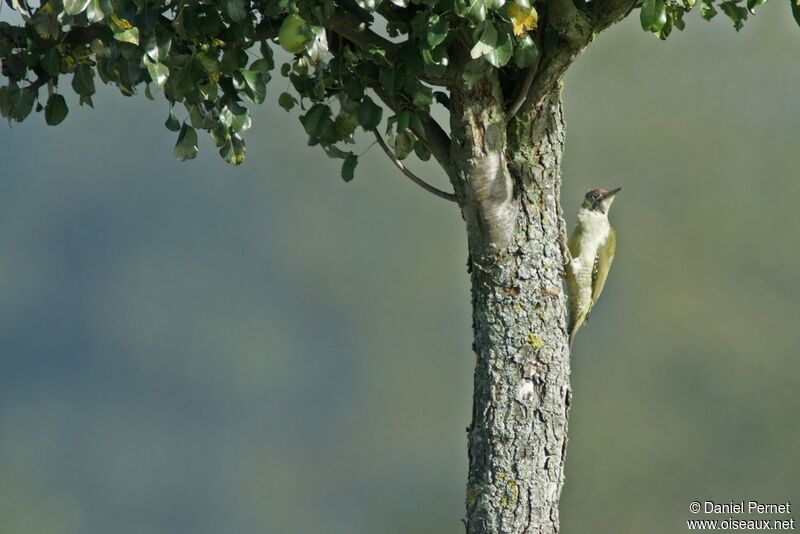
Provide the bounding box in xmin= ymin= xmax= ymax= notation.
xmin=0 ymin=0 xmax=795 ymax=174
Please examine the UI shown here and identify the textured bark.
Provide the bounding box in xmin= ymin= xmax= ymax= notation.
xmin=449 ymin=70 xmax=519 ymax=255
xmin=453 ymin=90 xmax=571 ymax=534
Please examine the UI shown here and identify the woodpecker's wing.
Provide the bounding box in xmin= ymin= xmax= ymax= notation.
xmin=591 ymin=226 xmax=616 ymax=305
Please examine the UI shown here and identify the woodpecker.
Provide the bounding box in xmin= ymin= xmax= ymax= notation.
xmin=566 ymin=187 xmax=621 ymax=345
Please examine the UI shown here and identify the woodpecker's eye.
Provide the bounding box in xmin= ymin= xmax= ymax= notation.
xmin=589 ymin=192 xmax=600 ymax=201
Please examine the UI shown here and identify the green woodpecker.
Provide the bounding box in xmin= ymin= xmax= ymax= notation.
xmin=566 ymin=187 xmax=621 ymax=345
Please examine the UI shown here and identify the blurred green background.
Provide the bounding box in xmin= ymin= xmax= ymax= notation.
xmin=1 ymin=6 xmax=798 ymax=534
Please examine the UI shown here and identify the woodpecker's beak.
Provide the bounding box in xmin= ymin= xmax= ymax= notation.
xmin=591 ymin=187 xmax=621 ymax=210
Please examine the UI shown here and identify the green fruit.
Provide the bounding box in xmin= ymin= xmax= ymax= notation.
xmin=279 ymin=14 xmax=311 ymax=54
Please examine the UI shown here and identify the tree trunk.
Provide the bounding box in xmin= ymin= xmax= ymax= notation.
xmin=451 ymin=83 xmax=571 ymax=533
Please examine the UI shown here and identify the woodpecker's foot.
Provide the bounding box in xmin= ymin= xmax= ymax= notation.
xmin=557 ymin=247 xmax=572 ymax=278
xmin=557 ymin=232 xmax=572 ymax=267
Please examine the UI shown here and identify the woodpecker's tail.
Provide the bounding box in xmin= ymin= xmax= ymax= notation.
xmin=568 ymin=306 xmax=589 ymax=348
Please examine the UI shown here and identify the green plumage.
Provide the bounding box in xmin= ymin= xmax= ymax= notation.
xmin=567 ymin=226 xmax=616 ymax=345
xmin=565 ymin=187 xmax=621 ymax=346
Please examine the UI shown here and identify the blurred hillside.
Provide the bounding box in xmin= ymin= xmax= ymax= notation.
xmin=1 ymin=5 xmax=798 ymax=534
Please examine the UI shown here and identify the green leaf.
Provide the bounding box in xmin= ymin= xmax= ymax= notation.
xmin=300 ymin=103 xmax=333 ymax=141
xmin=658 ymin=11 xmax=674 ymax=39
xmin=700 ymin=0 xmax=717 ymax=19
xmin=220 ymin=49 xmax=246 ymax=74
xmin=188 ymin=104 xmax=210 ymax=129
xmin=414 ymin=140 xmax=431 ymax=161
xmin=249 ymin=58 xmax=273 ymax=74
xmin=470 ymin=21 xmax=497 ymax=60
xmin=792 ymin=0 xmax=800 ymax=26
xmin=462 ymin=60 xmax=485 ymax=89
xmin=143 ymin=32 xmax=161 ymax=63
xmin=672 ymin=8 xmax=687 ymax=30
xmin=391 ymin=111 xmax=411 ymax=133
xmin=421 ymin=47 xmax=449 ymax=78
xmin=219 ymin=134 xmax=245 ymax=165
xmin=335 ymin=113 xmax=358 ymax=138
xmin=211 ymin=122 xmax=230 ymax=147
xmin=357 ymin=98 xmax=382 ymax=130
xmin=155 ymin=25 xmax=173 ymax=59
xmin=469 ymin=21 xmax=511 ymax=67
xmin=196 ymin=51 xmax=221 ymax=81
xmin=44 ymin=93 xmax=68 ymax=125
xmin=165 ymin=111 xmax=181 ymax=131
xmin=114 ymin=27 xmax=140 ymax=45
xmin=223 ymin=0 xmax=247 ymax=23
xmin=279 ymin=92 xmax=297 ymax=111
xmin=379 ymin=67 xmax=402 ymax=97
xmin=404 ymin=79 xmax=433 ymax=109
xmin=425 ymin=15 xmax=449 ymax=48
xmin=356 ymin=0 xmax=377 ymax=11
xmin=324 ymin=145 xmax=352 ymax=159
xmin=63 ymin=0 xmax=91 ymax=16
xmin=31 ymin=7 xmax=59 ymax=40
xmin=7 ymin=86 xmax=34 ymax=122
xmin=514 ymin=35 xmax=539 ymax=69
xmin=40 ymin=49 xmax=61 ymax=78
xmin=487 ymin=29 xmax=513 ymax=67
xmin=174 ymin=123 xmax=199 ymax=161
xmin=463 ymin=0 xmax=487 ymax=22
xmin=241 ymin=69 xmax=267 ymax=104
xmin=230 ymin=106 xmax=251 ymax=133
xmin=393 ymin=131 xmax=415 ymax=160
xmin=0 ymin=86 xmax=12 ymax=119
xmin=456 ymin=0 xmax=482 ymax=17
xmin=409 ymin=113 xmax=425 ymax=137
xmin=86 ymin=0 xmax=104 ymax=22
xmin=144 ymin=57 xmax=169 ymax=89
xmin=719 ymin=1 xmax=748 ymax=30
xmin=640 ymin=0 xmax=667 ymax=32
xmin=341 ymin=154 xmax=358 ymax=182
xmin=342 ymin=76 xmax=364 ymax=99
xmin=71 ymin=64 xmax=95 ymax=97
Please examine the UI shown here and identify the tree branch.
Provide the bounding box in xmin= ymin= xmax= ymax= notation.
xmin=373 ymin=130 xmax=457 ymax=202
xmin=418 ymin=112 xmax=456 ymax=178
xmin=322 ymin=11 xmax=450 ymax=86
xmin=513 ymin=0 xmax=637 ymax=117
xmin=323 ymin=12 xmax=398 ymax=55
xmin=516 ymin=0 xmax=593 ymax=117
xmin=0 ymin=19 xmax=278 ymax=49
xmin=372 ymin=85 xmax=456 ymax=181
xmin=505 ymin=49 xmax=541 ymax=122
xmin=589 ymin=0 xmax=642 ymax=32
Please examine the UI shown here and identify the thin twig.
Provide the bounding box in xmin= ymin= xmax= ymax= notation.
xmin=373 ymin=130 xmax=457 ymax=203
xmin=371 ymin=85 xmax=455 ymax=179
xmin=505 ymin=52 xmax=541 ymax=122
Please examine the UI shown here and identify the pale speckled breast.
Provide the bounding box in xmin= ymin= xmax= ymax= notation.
xmin=567 ymin=209 xmax=610 ymax=317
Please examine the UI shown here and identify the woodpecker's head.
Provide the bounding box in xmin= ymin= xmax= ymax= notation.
xmin=582 ymin=187 xmax=621 ymax=214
